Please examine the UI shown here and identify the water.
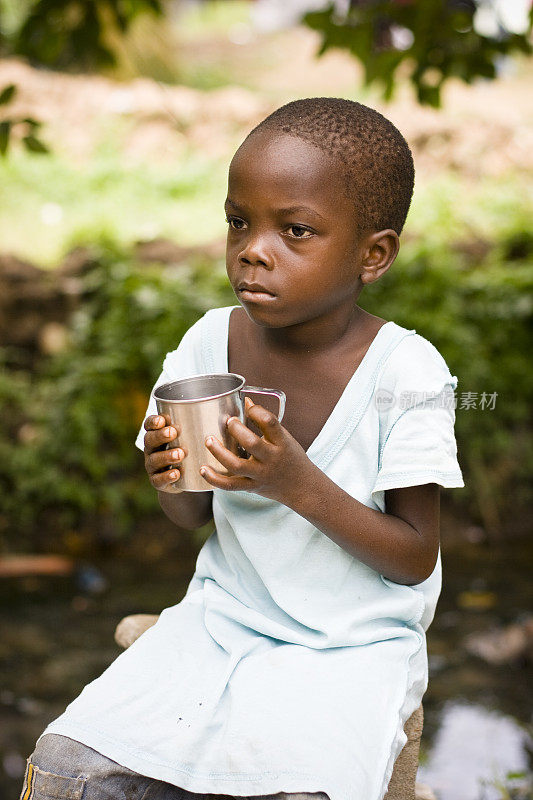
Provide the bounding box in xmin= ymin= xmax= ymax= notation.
xmin=1 ymin=536 xmax=531 ymax=800
xmin=418 ymin=541 xmax=533 ymax=799
xmin=418 ymin=702 xmax=531 ymax=800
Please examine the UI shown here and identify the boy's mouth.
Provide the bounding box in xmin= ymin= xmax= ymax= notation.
xmin=237 ymin=281 xmax=276 ymax=300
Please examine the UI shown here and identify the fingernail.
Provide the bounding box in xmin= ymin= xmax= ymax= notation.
xmin=165 ymin=428 xmax=172 ymax=438
xmin=171 ymin=450 xmax=180 ymax=459
xmin=169 ymin=471 xmax=178 ymax=480
xmin=205 ymin=437 xmax=213 ymax=446
xmin=200 ymin=468 xmax=207 ymax=476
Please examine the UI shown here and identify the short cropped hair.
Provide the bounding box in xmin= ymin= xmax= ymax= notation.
xmin=247 ymin=97 xmax=415 ymax=235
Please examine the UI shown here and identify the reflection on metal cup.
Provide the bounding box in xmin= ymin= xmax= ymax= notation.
xmin=154 ymin=373 xmax=286 ymax=492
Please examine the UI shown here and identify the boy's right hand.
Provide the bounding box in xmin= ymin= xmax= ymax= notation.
xmin=144 ymin=415 xmax=185 ymax=493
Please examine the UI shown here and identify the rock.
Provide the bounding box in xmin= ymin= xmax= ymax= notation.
xmin=0 ymin=253 xmax=71 ymax=351
xmin=415 ymin=785 xmax=437 ymax=800
xmin=57 ymin=246 xmax=99 ymax=278
xmin=134 ymin=237 xmax=226 ymax=264
xmin=0 ymin=253 xmax=42 ymax=284
xmin=464 ymin=616 xmax=533 ymax=664
xmin=0 ymin=244 xmax=104 ymax=355
xmin=114 ymin=613 xmax=159 ymax=649
xmin=134 ymin=237 xmax=193 ymax=264
xmin=0 ymin=554 xmax=74 ymax=578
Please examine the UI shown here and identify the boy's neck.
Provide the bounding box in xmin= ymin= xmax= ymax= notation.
xmin=260 ymin=303 xmax=371 ymax=354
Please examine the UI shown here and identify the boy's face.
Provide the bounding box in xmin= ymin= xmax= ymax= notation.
xmin=225 ymin=131 xmax=369 ymax=329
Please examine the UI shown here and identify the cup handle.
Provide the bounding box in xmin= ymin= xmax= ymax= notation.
xmin=241 ymin=386 xmax=286 ymax=422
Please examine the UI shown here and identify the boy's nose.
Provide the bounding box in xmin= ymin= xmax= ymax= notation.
xmin=237 ymin=237 xmax=273 ymax=269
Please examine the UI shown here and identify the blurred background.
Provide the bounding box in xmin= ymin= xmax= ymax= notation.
xmin=0 ymin=1 xmax=532 ymax=798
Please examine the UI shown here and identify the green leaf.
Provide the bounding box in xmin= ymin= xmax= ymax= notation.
xmin=22 ymin=134 xmax=49 ymax=154
xmin=0 ymin=120 xmax=12 ymax=155
xmin=416 ymin=82 xmax=441 ymax=108
xmin=301 ymin=0 xmax=533 ymax=107
xmin=21 ymin=117 xmax=42 ymax=129
xmin=0 ymin=84 xmax=16 ymax=106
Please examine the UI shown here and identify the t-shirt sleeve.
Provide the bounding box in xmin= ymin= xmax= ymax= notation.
xmin=372 ymin=333 xmax=464 ymax=502
xmin=134 ymin=316 xmax=205 ymax=451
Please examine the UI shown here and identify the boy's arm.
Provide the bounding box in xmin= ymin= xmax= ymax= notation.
xmin=144 ymin=415 xmax=213 ymax=530
xmin=157 ymin=490 xmax=213 ymax=531
xmin=283 ymin=476 xmax=440 ymax=586
xmin=201 ymin=401 xmax=439 ymax=585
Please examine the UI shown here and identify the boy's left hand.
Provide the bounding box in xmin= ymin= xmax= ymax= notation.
xmin=200 ymin=398 xmax=310 ymax=503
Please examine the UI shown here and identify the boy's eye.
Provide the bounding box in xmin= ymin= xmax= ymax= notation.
xmin=287 ymin=225 xmax=313 ymax=239
xmin=226 ymin=216 xmax=246 ymax=231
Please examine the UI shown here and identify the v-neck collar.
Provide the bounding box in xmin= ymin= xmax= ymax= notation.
xmin=203 ymin=306 xmax=415 ymax=471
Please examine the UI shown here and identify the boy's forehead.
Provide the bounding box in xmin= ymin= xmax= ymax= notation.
xmin=228 ymin=131 xmax=348 ymax=209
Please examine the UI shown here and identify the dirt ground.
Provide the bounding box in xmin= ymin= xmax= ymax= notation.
xmin=1 ymin=23 xmax=532 ymax=178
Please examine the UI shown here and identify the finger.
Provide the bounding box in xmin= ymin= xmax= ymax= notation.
xmin=144 ymin=414 xmax=165 ymax=431
xmin=147 ymin=448 xmax=185 ymax=474
xmin=245 ymin=402 xmax=284 ymax=444
xmin=205 ymin=436 xmax=249 ymax=475
xmin=199 ymin=464 xmax=251 ymax=492
xmin=150 ymin=468 xmax=182 ymax=492
xmin=144 ymin=425 xmax=179 ymax=453
xmin=225 ymin=416 xmax=270 ymax=460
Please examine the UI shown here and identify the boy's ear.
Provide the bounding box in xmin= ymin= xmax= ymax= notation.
xmin=359 ymin=229 xmax=399 ymax=285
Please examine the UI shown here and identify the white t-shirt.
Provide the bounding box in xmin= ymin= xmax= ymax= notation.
xmin=44 ymin=306 xmax=464 ymax=800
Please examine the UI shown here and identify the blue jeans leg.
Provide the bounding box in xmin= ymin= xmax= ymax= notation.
xmin=22 ymin=734 xmax=167 ymax=800
xmin=22 ymin=734 xmax=329 ymax=800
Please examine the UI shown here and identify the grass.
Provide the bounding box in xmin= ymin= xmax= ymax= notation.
xmin=0 ymin=132 xmax=230 ymax=266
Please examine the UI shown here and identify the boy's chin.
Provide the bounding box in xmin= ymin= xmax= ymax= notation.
xmin=238 ymin=300 xmax=288 ymax=328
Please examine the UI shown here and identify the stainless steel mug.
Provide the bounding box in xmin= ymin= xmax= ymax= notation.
xmin=154 ymin=373 xmax=286 ymax=492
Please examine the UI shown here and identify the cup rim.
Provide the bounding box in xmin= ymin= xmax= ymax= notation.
xmin=153 ymin=373 xmax=246 ymax=404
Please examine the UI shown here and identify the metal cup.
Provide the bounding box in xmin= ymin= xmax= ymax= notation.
xmin=154 ymin=373 xmax=286 ymax=492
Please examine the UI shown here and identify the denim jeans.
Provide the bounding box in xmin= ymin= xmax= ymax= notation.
xmin=21 ymin=734 xmax=330 ymax=800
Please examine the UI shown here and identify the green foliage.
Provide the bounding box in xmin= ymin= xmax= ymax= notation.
xmin=0 ymin=240 xmax=234 ymax=546
xmin=303 ymin=1 xmax=533 ymax=107
xmin=0 ymin=83 xmax=49 ymax=156
xmin=7 ymin=0 xmax=164 ymax=71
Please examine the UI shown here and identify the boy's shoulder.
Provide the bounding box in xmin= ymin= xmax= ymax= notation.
xmin=378 ymin=324 xmax=457 ymax=396
xmin=162 ymin=306 xmax=236 ymax=375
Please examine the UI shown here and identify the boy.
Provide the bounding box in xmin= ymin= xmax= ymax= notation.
xmin=23 ymin=98 xmax=463 ymax=800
